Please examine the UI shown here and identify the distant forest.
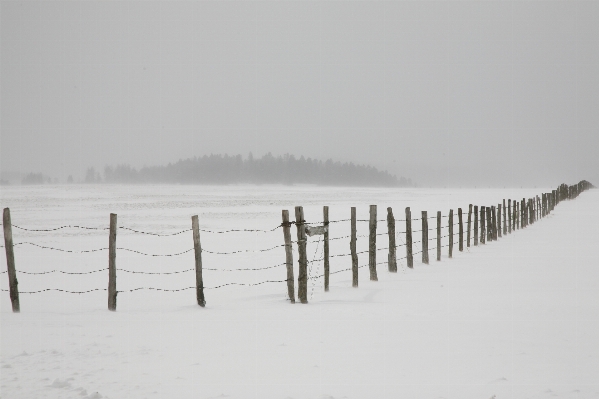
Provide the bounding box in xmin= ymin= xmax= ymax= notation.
xmin=93 ymin=153 xmax=414 ymax=187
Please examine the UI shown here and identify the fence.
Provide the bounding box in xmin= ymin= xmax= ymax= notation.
xmin=2 ymin=180 xmax=594 ymax=312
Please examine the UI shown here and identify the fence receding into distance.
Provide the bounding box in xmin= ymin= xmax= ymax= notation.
xmin=2 ymin=180 xmax=593 ymax=312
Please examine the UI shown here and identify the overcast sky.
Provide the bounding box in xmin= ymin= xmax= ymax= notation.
xmin=1 ymin=1 xmax=598 ymax=187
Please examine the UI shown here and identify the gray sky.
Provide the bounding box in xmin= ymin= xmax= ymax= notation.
xmin=1 ymin=1 xmax=598 ymax=187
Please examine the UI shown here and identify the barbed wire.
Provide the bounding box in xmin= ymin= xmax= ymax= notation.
xmin=13 ymin=224 xmax=109 ymax=232
xmin=13 ymin=242 xmax=108 ymax=253
xmin=1 ymin=288 xmax=107 ymax=294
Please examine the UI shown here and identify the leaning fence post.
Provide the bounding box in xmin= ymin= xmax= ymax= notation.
xmin=473 ymin=205 xmax=479 ymax=246
xmin=323 ymin=206 xmax=330 ymax=292
xmin=422 ymin=211 xmax=429 ymax=264
xmin=480 ymin=206 xmax=486 ymax=244
xmin=436 ymin=211 xmax=441 ymax=261
xmin=295 ymin=206 xmax=308 ymax=304
xmin=108 ymin=213 xmax=117 ymax=311
xmin=458 ymin=208 xmax=464 ymax=252
xmin=508 ymin=199 xmax=512 ymax=233
xmin=387 ymin=207 xmax=397 ymax=272
xmin=191 ymin=215 xmax=206 ymax=307
xmin=467 ymin=204 xmax=472 ymax=247
xmin=449 ymin=209 xmax=454 ymax=258
xmin=351 ymin=207 xmax=358 ymax=287
xmin=405 ymin=207 xmax=413 ymax=268
xmin=369 ymin=205 xmax=378 ymax=281
xmin=3 ymin=208 xmax=19 ymax=313
xmin=281 ymin=210 xmax=295 ymax=303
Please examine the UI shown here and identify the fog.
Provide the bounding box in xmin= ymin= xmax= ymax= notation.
xmin=1 ymin=1 xmax=598 ymax=187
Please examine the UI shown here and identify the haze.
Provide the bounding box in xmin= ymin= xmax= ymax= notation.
xmin=1 ymin=1 xmax=598 ymax=187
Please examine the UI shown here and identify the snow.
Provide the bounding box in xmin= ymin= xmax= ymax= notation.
xmin=1 ymin=185 xmax=598 ymax=399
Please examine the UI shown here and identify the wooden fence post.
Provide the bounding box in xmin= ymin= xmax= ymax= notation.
xmin=487 ymin=207 xmax=493 ymax=242
xmin=191 ymin=215 xmax=206 ymax=307
xmin=449 ymin=209 xmax=454 ymax=258
xmin=351 ymin=207 xmax=358 ymax=287
xmin=497 ymin=204 xmax=502 ymax=238
xmin=508 ymin=199 xmax=512 ymax=233
xmin=491 ymin=206 xmax=497 ymax=241
xmin=473 ymin=206 xmax=479 ymax=246
xmin=3 ymin=208 xmax=19 ymax=313
xmin=281 ymin=210 xmax=295 ymax=303
xmin=529 ymin=199 xmax=533 ymax=225
xmin=480 ymin=206 xmax=486 ymax=244
xmin=467 ymin=204 xmax=472 ymax=247
xmin=387 ymin=207 xmax=397 ymax=272
xmin=437 ymin=211 xmax=441 ymax=261
xmin=369 ymin=205 xmax=378 ymax=281
xmin=502 ymin=199 xmax=507 ymax=235
xmin=295 ymin=206 xmax=308 ymax=304
xmin=458 ymin=208 xmax=463 ymax=252
xmin=108 ymin=213 xmax=117 ymax=311
xmin=422 ymin=211 xmax=429 ymax=264
xmin=323 ymin=206 xmax=330 ymax=292
xmin=405 ymin=207 xmax=413 ymax=268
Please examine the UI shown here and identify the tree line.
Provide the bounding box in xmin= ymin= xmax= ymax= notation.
xmin=93 ymin=153 xmax=413 ymax=187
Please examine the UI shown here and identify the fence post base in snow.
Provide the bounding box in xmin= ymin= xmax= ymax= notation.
xmin=108 ymin=213 xmax=118 ymax=311
xmin=323 ymin=206 xmax=330 ymax=292
xmin=281 ymin=210 xmax=295 ymax=303
xmin=3 ymin=208 xmax=19 ymax=313
xmin=295 ymin=206 xmax=308 ymax=304
xmin=351 ymin=207 xmax=358 ymax=287
xmin=422 ymin=211 xmax=429 ymax=264
xmin=387 ymin=207 xmax=397 ymax=272
xmin=405 ymin=207 xmax=413 ymax=268
xmin=369 ymin=205 xmax=378 ymax=281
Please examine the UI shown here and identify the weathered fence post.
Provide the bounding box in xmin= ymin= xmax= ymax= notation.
xmin=191 ymin=215 xmax=206 ymax=307
xmin=422 ymin=211 xmax=429 ymax=264
xmin=437 ymin=211 xmax=441 ymax=261
xmin=480 ymin=206 xmax=486 ymax=244
xmin=458 ymin=208 xmax=463 ymax=252
xmin=323 ymin=206 xmax=330 ymax=292
xmin=487 ymin=207 xmax=493 ymax=242
xmin=387 ymin=207 xmax=397 ymax=272
xmin=515 ymin=201 xmax=519 ymax=230
xmin=467 ymin=204 xmax=472 ymax=247
xmin=497 ymin=204 xmax=502 ymax=238
xmin=369 ymin=205 xmax=378 ymax=281
xmin=473 ymin=205 xmax=479 ymax=246
xmin=351 ymin=207 xmax=358 ymax=287
xmin=3 ymin=208 xmax=19 ymax=313
xmin=281 ymin=210 xmax=295 ymax=303
xmin=405 ymin=207 xmax=413 ymax=268
xmin=492 ymin=206 xmax=496 ymax=239
xmin=502 ymin=200 xmax=507 ymax=235
xmin=295 ymin=206 xmax=308 ymax=304
xmin=108 ymin=213 xmax=117 ymax=311
xmin=529 ymin=199 xmax=533 ymax=225
xmin=508 ymin=199 xmax=512 ymax=233
xmin=449 ymin=209 xmax=454 ymax=258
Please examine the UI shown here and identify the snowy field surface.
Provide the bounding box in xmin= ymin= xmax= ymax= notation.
xmin=1 ymin=185 xmax=598 ymax=399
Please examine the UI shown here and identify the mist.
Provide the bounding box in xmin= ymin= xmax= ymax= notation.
xmin=1 ymin=1 xmax=598 ymax=187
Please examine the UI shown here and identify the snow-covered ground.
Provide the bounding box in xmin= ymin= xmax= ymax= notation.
xmin=1 ymin=185 xmax=597 ymax=399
